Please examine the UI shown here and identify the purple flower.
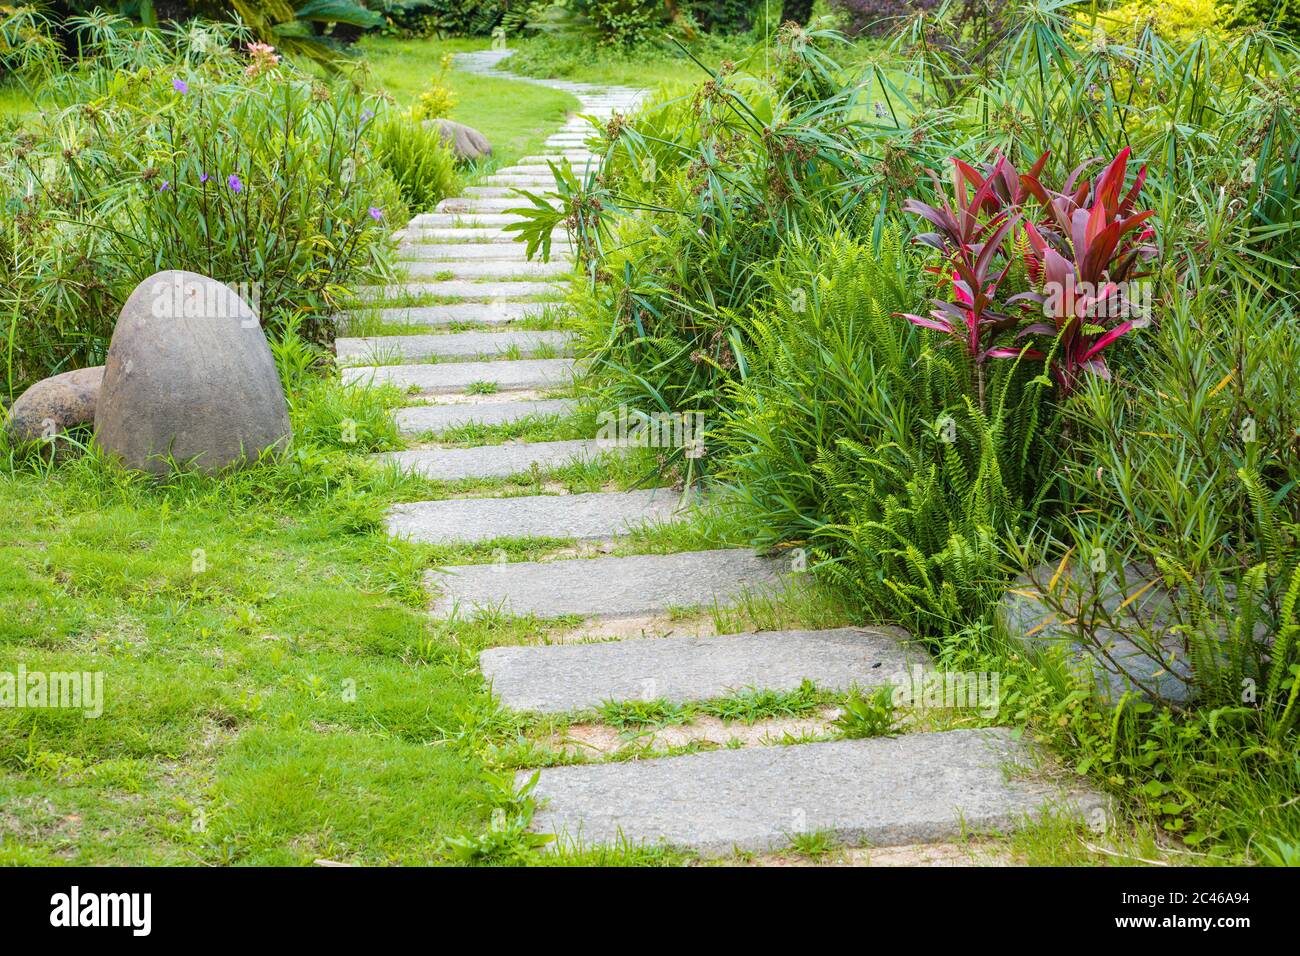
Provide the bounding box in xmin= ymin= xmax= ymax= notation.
xmin=227 ymin=173 xmax=243 ymax=194
xmin=159 ymin=180 xmax=170 ymax=191
xmin=199 ymin=172 xmax=209 ymax=183
xmin=173 ymin=78 xmax=188 ymax=95
xmin=368 ymin=206 xmax=383 ymax=221
xmin=360 ymin=109 xmax=374 ymax=123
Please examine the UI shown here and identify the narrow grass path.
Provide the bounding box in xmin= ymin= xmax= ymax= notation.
xmin=340 ymin=49 xmax=1109 ymax=864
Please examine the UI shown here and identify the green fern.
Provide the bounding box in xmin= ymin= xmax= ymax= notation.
xmin=718 ymin=232 xmax=1062 ymax=637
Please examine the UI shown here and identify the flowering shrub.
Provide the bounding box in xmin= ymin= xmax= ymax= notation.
xmin=0 ymin=15 xmax=404 ymax=395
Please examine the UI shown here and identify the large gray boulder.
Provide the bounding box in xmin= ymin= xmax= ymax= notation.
xmin=94 ymin=270 xmax=291 ymax=475
xmin=4 ymin=365 xmax=103 ymax=444
xmin=998 ymin=563 xmax=1194 ymax=705
xmin=423 ymin=118 xmax=492 ymax=162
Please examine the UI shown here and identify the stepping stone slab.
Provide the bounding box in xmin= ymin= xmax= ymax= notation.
xmin=405 ymin=227 xmax=560 ymax=242
xmin=396 ymin=398 xmax=576 ymax=435
xmin=379 ymin=438 xmax=607 ymax=482
xmin=342 ymin=302 xmax=543 ymax=328
xmin=343 ymin=358 xmax=575 ymax=393
xmin=412 ymin=213 xmax=531 ymax=228
xmin=388 ymin=488 xmax=682 ymax=545
xmin=510 ymin=165 xmax=584 ymax=176
xmin=437 ymin=197 xmax=555 ymax=213
xmin=401 ymin=259 xmax=570 ymax=280
xmin=517 ymin=154 xmax=598 ymax=163
xmin=397 ymin=242 xmax=569 ymax=261
xmin=335 ymin=330 xmax=572 ymax=364
xmin=428 ymin=548 xmax=788 ymax=620
xmin=483 ymin=177 xmax=561 ymax=187
xmin=356 ymin=281 xmax=560 ymax=303
xmin=527 ymin=148 xmax=597 ymax=156
xmin=526 ymin=729 xmax=1104 ymax=857
xmin=482 ymin=626 xmax=927 ymax=714
xmin=463 ymin=186 xmax=533 ymax=198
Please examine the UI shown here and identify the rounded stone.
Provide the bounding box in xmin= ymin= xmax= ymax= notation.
xmin=93 ymin=270 xmax=291 ymax=475
xmin=4 ymin=366 xmax=103 ymax=443
xmin=423 ymin=118 xmax=493 ymax=162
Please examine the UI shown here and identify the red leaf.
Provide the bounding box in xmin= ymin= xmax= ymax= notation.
xmin=985 ymin=346 xmax=1046 ymax=360
xmin=1093 ymin=146 xmax=1131 ymax=217
xmin=1079 ymin=320 xmax=1135 ymax=362
xmin=1119 ymin=163 xmax=1148 ymax=217
xmin=952 ymin=158 xmax=987 ymax=211
xmin=901 ymin=313 xmax=955 ymax=334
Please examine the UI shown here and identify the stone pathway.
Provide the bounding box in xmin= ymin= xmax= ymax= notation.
xmin=341 ymin=48 xmax=1103 ymax=862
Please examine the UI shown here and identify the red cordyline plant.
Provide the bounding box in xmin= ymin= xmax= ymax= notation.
xmin=901 ymin=147 xmax=1157 ymax=400
xmin=900 ymin=152 xmax=1046 ymax=406
xmin=1012 ymin=147 xmax=1158 ymax=394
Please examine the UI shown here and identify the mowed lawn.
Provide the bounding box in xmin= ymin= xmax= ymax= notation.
xmin=356 ymin=36 xmax=580 ymax=170
xmin=0 ymin=462 xmax=486 ymax=865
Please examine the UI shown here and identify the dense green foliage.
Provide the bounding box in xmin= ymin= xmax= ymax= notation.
xmin=717 ymin=234 xmax=1062 ymax=636
xmin=4 ymin=0 xmax=1300 ymax=866
xmin=397 ymin=0 xmax=511 ymax=36
xmin=686 ymin=0 xmax=760 ymax=32
xmin=0 ymin=13 xmax=411 ymax=396
xmin=371 ymin=109 xmax=462 ymax=211
xmin=831 ymin=0 xmax=942 ymax=36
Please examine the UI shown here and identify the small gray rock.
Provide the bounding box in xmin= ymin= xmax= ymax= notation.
xmin=424 ymin=118 xmax=492 ymax=163
xmin=4 ymin=366 xmax=103 ymax=443
xmin=94 ymin=270 xmax=291 ymax=475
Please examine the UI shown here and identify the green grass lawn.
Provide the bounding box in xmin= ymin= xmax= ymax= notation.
xmin=498 ymin=34 xmax=750 ymax=88
xmin=0 ymin=448 xmax=489 ymax=864
xmin=0 ymin=81 xmax=34 ymax=118
xmin=356 ymin=36 xmax=580 ymax=171
xmin=0 ymin=36 xmax=595 ymax=864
